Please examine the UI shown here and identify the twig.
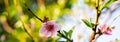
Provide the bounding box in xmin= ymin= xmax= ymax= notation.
xmin=22 ymin=22 xmax=35 ymax=42
xmin=19 ymin=15 xmax=35 ymax=42
xmin=27 ymin=8 xmax=43 ymax=22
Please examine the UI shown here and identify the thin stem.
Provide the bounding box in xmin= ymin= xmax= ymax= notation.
xmin=22 ymin=23 xmax=35 ymax=42
xmin=19 ymin=15 xmax=34 ymax=42
xmin=27 ymin=8 xmax=43 ymax=22
xmin=58 ymin=31 xmax=73 ymax=42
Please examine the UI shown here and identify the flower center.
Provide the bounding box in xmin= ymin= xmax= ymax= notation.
xmin=47 ymin=25 xmax=54 ymax=31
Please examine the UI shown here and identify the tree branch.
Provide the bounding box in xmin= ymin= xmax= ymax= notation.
xmin=90 ymin=0 xmax=101 ymax=42
xmin=27 ymin=8 xmax=43 ymax=22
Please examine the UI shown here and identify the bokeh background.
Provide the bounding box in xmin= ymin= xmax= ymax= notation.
xmin=0 ymin=0 xmax=120 ymax=42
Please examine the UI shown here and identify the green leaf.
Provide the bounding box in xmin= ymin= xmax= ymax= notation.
xmin=57 ymin=33 xmax=62 ymax=37
xmin=99 ymin=0 xmax=117 ymax=10
xmin=68 ymin=26 xmax=75 ymax=38
xmin=68 ymin=30 xmax=73 ymax=38
xmin=63 ymin=30 xmax=68 ymax=36
xmin=82 ymin=19 xmax=94 ymax=28
xmin=91 ymin=23 xmax=95 ymax=28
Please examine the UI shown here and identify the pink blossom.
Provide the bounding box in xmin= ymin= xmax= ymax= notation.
xmin=40 ymin=20 xmax=61 ymax=37
xmin=104 ymin=29 xmax=112 ymax=35
xmin=98 ymin=24 xmax=115 ymax=35
xmin=98 ymin=23 xmax=108 ymax=31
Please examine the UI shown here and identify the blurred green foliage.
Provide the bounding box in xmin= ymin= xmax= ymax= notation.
xmin=0 ymin=0 xmax=76 ymax=42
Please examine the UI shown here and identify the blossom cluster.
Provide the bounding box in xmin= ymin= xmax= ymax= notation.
xmin=98 ymin=24 xmax=115 ymax=35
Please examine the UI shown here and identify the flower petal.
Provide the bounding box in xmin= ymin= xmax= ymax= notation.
xmin=99 ymin=23 xmax=107 ymax=30
xmin=46 ymin=20 xmax=55 ymax=25
xmin=104 ymin=29 xmax=112 ymax=35
xmin=40 ymin=27 xmax=46 ymax=35
xmin=54 ymin=24 xmax=61 ymax=31
xmin=40 ymin=28 xmax=52 ymax=37
xmin=51 ymin=30 xmax=57 ymax=37
xmin=45 ymin=31 xmax=52 ymax=37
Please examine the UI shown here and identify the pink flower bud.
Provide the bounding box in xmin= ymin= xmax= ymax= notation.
xmin=104 ymin=29 xmax=112 ymax=35
xmin=98 ymin=24 xmax=115 ymax=35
